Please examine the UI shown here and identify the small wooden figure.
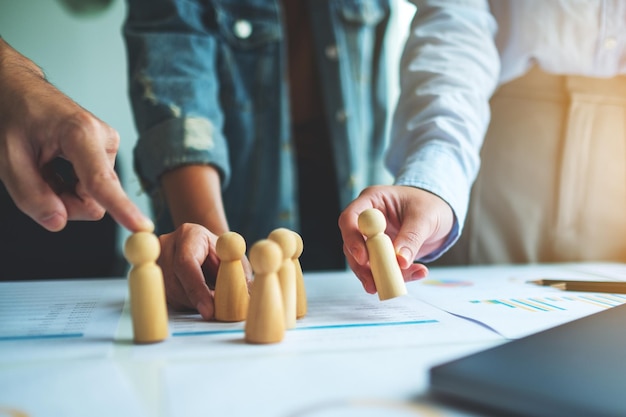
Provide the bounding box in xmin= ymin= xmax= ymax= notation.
xmin=124 ymin=231 xmax=169 ymax=344
xmin=214 ymin=231 xmax=249 ymax=322
xmin=292 ymin=231 xmax=307 ymax=319
xmin=357 ymin=208 xmax=407 ymax=301
xmin=244 ymin=239 xmax=285 ymax=344
xmin=268 ymin=228 xmax=297 ymax=329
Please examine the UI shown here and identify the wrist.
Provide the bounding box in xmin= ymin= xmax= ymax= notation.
xmin=161 ymin=164 xmax=229 ymax=234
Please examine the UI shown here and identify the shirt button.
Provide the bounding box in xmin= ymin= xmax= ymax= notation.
xmin=603 ymin=37 xmax=617 ymax=50
xmin=336 ymin=109 xmax=348 ymax=123
xmin=325 ymin=45 xmax=339 ymax=60
xmin=279 ymin=211 xmax=291 ymax=221
xmin=233 ymin=19 xmax=252 ymax=39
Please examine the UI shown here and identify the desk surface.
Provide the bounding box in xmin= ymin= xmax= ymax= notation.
xmin=1 ymin=263 xmax=625 ymax=417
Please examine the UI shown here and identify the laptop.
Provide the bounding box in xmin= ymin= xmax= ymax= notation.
xmin=429 ymin=303 xmax=626 ymax=417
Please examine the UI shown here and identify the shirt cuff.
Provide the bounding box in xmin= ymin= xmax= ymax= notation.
xmin=392 ymin=141 xmax=473 ymax=262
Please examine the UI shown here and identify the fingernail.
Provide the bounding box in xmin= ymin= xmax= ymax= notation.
xmin=138 ymin=217 xmax=155 ymax=233
xmin=358 ymin=276 xmax=375 ymax=294
xmin=196 ymin=301 xmax=213 ymax=320
xmin=397 ymin=247 xmax=413 ymax=267
xmin=411 ymin=270 xmax=426 ymax=281
xmin=41 ymin=213 xmax=66 ymax=231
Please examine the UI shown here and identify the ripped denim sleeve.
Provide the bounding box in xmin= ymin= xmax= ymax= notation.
xmin=124 ymin=17 xmax=230 ymax=195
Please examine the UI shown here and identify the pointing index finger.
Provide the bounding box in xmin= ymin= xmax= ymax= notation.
xmin=60 ymin=118 xmax=153 ymax=232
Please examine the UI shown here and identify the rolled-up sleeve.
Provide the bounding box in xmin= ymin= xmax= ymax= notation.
xmin=387 ymin=0 xmax=500 ymax=261
xmin=123 ymin=0 xmax=230 ymax=194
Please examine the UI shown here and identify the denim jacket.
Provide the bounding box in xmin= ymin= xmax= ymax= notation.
xmin=123 ymin=0 xmax=391 ymax=243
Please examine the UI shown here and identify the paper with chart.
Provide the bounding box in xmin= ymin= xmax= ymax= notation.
xmin=0 ymin=278 xmax=127 ymax=362
xmin=127 ymin=271 xmax=502 ymax=359
xmin=413 ymin=263 xmax=626 ymax=339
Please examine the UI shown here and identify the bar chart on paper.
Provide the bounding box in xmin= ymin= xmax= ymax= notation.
xmin=469 ymin=293 xmax=626 ymax=312
xmin=414 ymin=264 xmax=626 ymax=339
xmin=432 ymin=292 xmax=626 ymax=339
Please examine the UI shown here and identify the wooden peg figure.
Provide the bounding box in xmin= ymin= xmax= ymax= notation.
xmin=357 ymin=208 xmax=407 ymax=301
xmin=245 ymin=239 xmax=285 ymax=344
xmin=268 ymin=228 xmax=297 ymax=329
xmin=214 ymin=231 xmax=249 ymax=322
xmin=124 ymin=231 xmax=169 ymax=344
xmin=291 ymin=231 xmax=307 ymax=319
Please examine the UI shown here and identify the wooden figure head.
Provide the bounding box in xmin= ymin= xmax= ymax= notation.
xmin=124 ymin=232 xmax=160 ymax=265
xmin=357 ymin=208 xmax=386 ymax=238
xmin=249 ymin=239 xmax=282 ymax=275
xmin=268 ymin=228 xmax=297 ymax=260
xmin=216 ymin=231 xmax=246 ymax=262
xmin=292 ymin=231 xmax=304 ymax=259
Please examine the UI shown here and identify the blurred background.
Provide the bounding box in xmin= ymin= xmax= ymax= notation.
xmin=0 ymin=0 xmax=414 ymax=279
xmin=0 ymin=0 xmax=150 ymax=279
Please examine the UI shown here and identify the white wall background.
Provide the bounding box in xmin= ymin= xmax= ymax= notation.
xmin=0 ymin=0 xmax=415 ymax=255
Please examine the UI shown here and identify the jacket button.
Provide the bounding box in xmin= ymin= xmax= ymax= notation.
xmin=325 ymin=44 xmax=339 ymax=60
xmin=234 ymin=19 xmax=252 ymax=39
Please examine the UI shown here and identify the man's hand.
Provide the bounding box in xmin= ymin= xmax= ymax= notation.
xmin=339 ymin=185 xmax=454 ymax=294
xmin=0 ymin=38 xmax=151 ymax=232
xmin=158 ymin=223 xmax=253 ymax=320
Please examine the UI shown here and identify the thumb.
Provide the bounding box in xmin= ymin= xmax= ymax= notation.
xmin=4 ymin=161 xmax=68 ymax=231
xmin=392 ymin=220 xmax=429 ymax=269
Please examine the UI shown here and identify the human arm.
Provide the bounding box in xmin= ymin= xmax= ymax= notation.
xmin=157 ymin=164 xmax=252 ymax=320
xmin=161 ymin=164 xmax=229 ymax=234
xmin=124 ymin=0 xmax=250 ymax=317
xmin=340 ymin=0 xmax=500 ymax=292
xmin=0 ymin=38 xmax=152 ymax=232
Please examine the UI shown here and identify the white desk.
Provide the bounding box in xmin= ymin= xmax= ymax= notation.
xmin=2 ymin=263 xmax=625 ymax=417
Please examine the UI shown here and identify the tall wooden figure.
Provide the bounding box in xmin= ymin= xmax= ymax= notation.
xmin=245 ymin=239 xmax=285 ymax=344
xmin=214 ymin=231 xmax=249 ymax=322
xmin=292 ymin=231 xmax=307 ymax=319
xmin=124 ymin=231 xmax=169 ymax=343
xmin=357 ymin=208 xmax=407 ymax=301
xmin=268 ymin=228 xmax=297 ymax=329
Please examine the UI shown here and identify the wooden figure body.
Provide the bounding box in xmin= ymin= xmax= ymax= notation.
xmin=358 ymin=208 xmax=407 ymax=301
xmin=245 ymin=239 xmax=285 ymax=344
xmin=124 ymin=231 xmax=169 ymax=344
xmin=268 ymin=228 xmax=297 ymax=329
xmin=128 ymin=263 xmax=169 ymax=343
xmin=214 ymin=232 xmax=249 ymax=322
xmin=292 ymin=231 xmax=307 ymax=319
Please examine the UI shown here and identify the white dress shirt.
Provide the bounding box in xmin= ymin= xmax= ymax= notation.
xmin=388 ymin=0 xmax=626 ymax=261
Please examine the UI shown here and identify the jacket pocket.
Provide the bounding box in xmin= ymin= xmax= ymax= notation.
xmin=214 ymin=1 xmax=281 ymax=49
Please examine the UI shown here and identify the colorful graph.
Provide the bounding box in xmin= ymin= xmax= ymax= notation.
xmin=469 ymin=294 xmax=626 ymax=312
